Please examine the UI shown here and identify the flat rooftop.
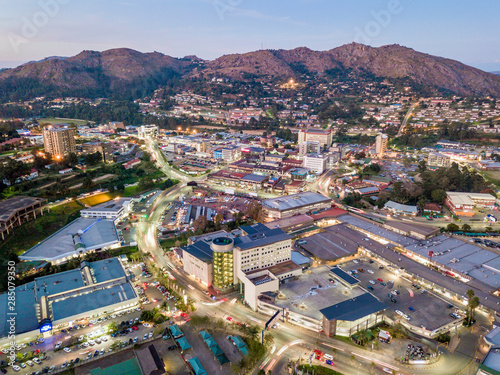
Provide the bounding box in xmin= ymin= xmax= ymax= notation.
xmin=81 ymin=198 xmax=131 ymax=214
xmin=338 ymin=214 xmax=420 ymax=247
xmin=482 ymin=348 xmax=500 ymax=373
xmin=320 ymin=292 xmax=387 ymax=322
xmin=298 ymin=224 xmax=361 ymax=260
xmin=234 ymin=225 xmax=291 ymax=250
xmin=0 ymin=196 xmax=45 ymax=222
xmin=20 ymin=217 xmax=120 ymax=262
xmin=182 ymin=240 xmax=213 ymax=263
xmin=35 ymin=268 xmax=85 ymax=297
xmin=51 ymin=282 xmax=136 ymax=321
xmin=383 ymin=221 xmax=440 ymax=238
xmin=247 ymin=260 xmax=301 ymax=277
xmin=291 ymin=251 xmax=312 ymax=266
xmin=406 ymin=235 xmax=500 ymax=289
xmin=90 ymin=258 xmax=127 ymax=283
xmin=0 ymin=257 xmax=134 ymax=337
xmin=262 ymin=192 xmax=331 ymax=212
xmin=271 ymin=265 xmax=365 ymax=321
xmin=0 ymin=286 xmax=38 ymax=336
xmin=264 ymin=215 xmax=314 ymax=232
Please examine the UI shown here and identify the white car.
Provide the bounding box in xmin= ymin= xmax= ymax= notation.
xmin=82 ymin=342 xmax=89 ymax=347
xmin=12 ymin=365 xmax=21 ymax=372
xmin=63 ymin=347 xmax=71 ymax=353
xmin=391 ymin=290 xmax=398 ymax=296
xmin=395 ymin=310 xmax=404 ymax=316
xmin=367 ymin=269 xmax=374 ymax=274
xmin=49 ymin=365 xmax=55 ymax=372
xmin=111 ymin=314 xmax=117 ymax=319
xmin=353 ymin=259 xmax=359 ymax=264
xmin=101 ymin=336 xmax=108 ymax=342
xmin=89 ymin=340 xmax=95 ymax=346
xmin=369 ymin=280 xmax=376 ymax=285
xmin=26 ymin=361 xmax=34 ymax=367
xmin=148 ymin=332 xmax=153 ymax=338
xmin=86 ymin=353 xmax=92 ymax=359
xmin=33 ymin=358 xmax=41 ymax=364
xmin=143 ymin=323 xmax=151 ymax=328
xmin=55 ymin=341 xmax=62 ymax=349
xmin=20 ymin=363 xmax=26 ymax=368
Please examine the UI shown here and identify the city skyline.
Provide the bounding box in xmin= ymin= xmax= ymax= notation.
xmin=1 ymin=0 xmax=499 ymax=71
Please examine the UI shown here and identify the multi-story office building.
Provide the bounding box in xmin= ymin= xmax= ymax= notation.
xmin=299 ymin=141 xmax=321 ymax=155
xmin=375 ymin=133 xmax=388 ymax=156
xmin=181 ymin=223 xmax=297 ymax=289
xmin=137 ymin=125 xmax=158 ymax=139
xmin=298 ymin=129 xmax=332 ymax=147
xmin=82 ymin=141 xmax=113 ymax=163
xmin=42 ymin=124 xmax=76 ymax=157
xmin=427 ymin=152 xmax=452 ymax=168
xmin=80 ymin=198 xmax=133 ymax=221
xmin=303 ymin=154 xmax=327 ymax=174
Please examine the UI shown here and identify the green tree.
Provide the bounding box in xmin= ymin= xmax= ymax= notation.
xmin=63 ymin=152 xmax=78 ymax=167
xmin=82 ymin=175 xmax=93 ymax=189
xmin=431 ymin=189 xmax=447 ymax=204
xmin=465 ymin=289 xmax=480 ymax=325
xmin=462 ymin=223 xmax=472 ymax=232
xmin=446 ymin=223 xmax=459 ymax=232
xmin=417 ymin=159 xmax=427 ymax=173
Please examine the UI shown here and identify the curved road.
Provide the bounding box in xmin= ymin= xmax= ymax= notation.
xmin=135 ymin=140 xmax=478 ymax=375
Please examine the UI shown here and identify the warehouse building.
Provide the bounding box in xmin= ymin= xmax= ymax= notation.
xmin=0 ymin=257 xmax=138 ymax=347
xmin=19 ymin=217 xmax=121 ymax=263
xmin=262 ymin=191 xmax=331 ymax=220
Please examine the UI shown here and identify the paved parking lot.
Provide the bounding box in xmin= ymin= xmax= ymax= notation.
xmin=340 ymin=259 xmax=459 ymax=331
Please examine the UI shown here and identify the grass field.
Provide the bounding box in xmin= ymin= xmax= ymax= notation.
xmin=77 ymin=184 xmax=160 ymax=206
xmin=0 ymin=201 xmax=84 ymax=255
xmin=78 ymin=192 xmax=120 ymax=206
xmin=481 ymin=171 xmax=500 ymax=188
xmin=38 ymin=117 xmax=91 ymax=126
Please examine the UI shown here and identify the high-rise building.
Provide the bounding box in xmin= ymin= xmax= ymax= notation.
xmin=42 ymin=124 xmax=76 ymax=157
xmin=375 ymin=133 xmax=388 ymax=156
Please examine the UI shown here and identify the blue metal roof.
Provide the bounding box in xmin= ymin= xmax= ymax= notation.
xmin=320 ymin=293 xmax=387 ymax=321
xmin=181 ymin=241 xmax=213 ymax=263
xmin=330 ymin=266 xmax=360 ymax=285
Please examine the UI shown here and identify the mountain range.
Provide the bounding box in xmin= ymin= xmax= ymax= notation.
xmin=1 ymin=43 xmax=500 ymax=101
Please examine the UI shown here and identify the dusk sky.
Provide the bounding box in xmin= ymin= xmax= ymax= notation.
xmin=1 ymin=0 xmax=499 ymax=71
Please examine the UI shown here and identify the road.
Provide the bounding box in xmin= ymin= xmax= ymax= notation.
xmin=397 ymin=102 xmax=419 ymax=137
xmin=134 ymin=141 xmax=480 ymax=375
